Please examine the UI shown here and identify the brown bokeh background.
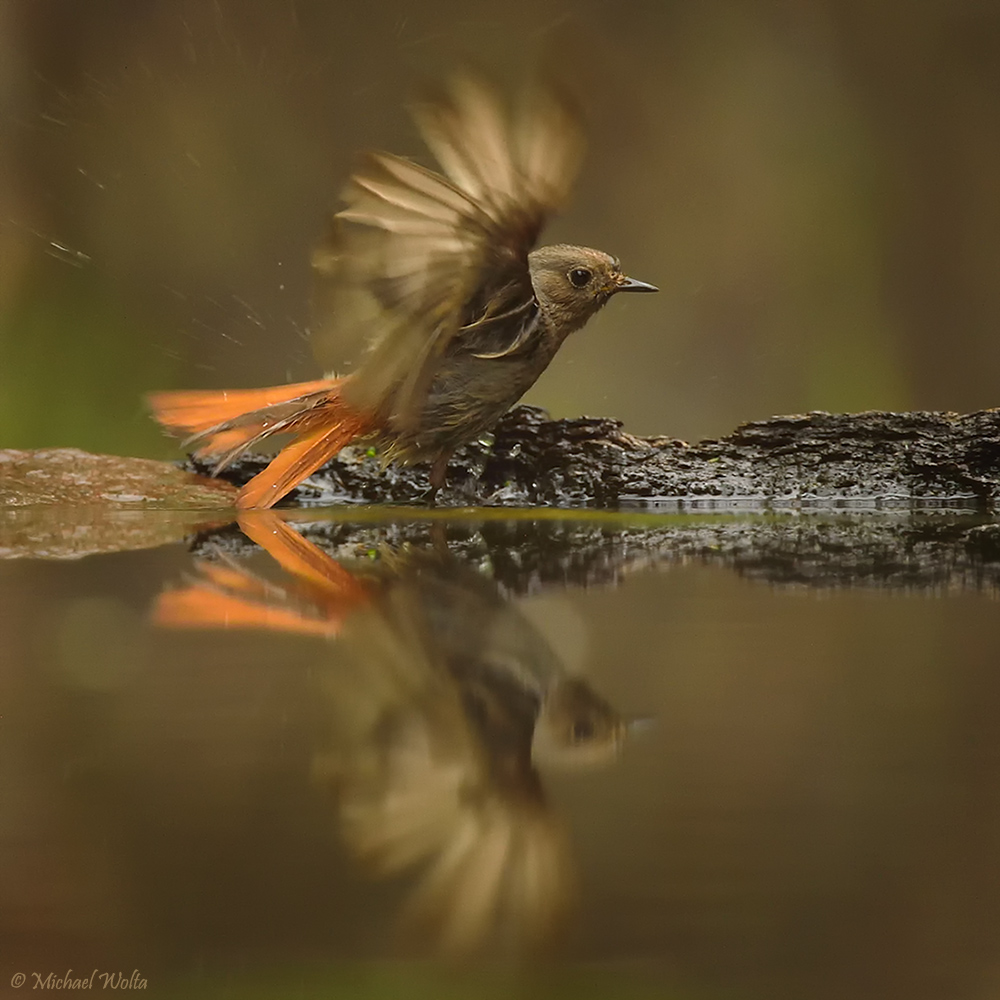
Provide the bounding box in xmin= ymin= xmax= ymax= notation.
xmin=3 ymin=1 xmax=1000 ymax=458
xmin=6 ymin=9 xmax=1000 ymax=994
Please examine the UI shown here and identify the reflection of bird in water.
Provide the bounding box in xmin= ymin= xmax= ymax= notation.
xmin=154 ymin=512 xmax=628 ymax=953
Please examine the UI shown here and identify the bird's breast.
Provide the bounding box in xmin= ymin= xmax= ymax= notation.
xmin=385 ymin=342 xmax=559 ymax=461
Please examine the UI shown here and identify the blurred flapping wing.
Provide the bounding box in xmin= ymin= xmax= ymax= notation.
xmin=312 ymin=76 xmax=584 ymax=427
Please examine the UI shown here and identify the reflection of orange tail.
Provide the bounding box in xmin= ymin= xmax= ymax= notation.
xmin=148 ymin=376 xmax=376 ymax=508
xmin=236 ymin=512 xmax=365 ymax=597
xmin=154 ymin=579 xmax=338 ymax=636
xmin=153 ymin=512 xmax=371 ymax=635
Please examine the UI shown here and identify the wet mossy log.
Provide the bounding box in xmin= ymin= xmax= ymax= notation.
xmin=188 ymin=405 xmax=1000 ymax=508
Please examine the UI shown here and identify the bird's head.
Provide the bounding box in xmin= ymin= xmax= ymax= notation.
xmin=530 ymin=677 xmax=630 ymax=770
xmin=527 ymin=244 xmax=657 ymax=336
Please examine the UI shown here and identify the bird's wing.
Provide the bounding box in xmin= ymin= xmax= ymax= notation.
xmin=311 ymin=76 xmax=584 ymax=427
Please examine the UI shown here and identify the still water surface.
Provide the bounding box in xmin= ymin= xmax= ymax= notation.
xmin=3 ymin=508 xmax=1000 ymax=999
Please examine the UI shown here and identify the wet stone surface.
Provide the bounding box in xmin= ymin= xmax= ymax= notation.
xmin=1 ymin=447 xmax=236 ymax=508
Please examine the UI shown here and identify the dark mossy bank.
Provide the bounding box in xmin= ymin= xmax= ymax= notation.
xmin=188 ymin=404 xmax=1000 ymax=508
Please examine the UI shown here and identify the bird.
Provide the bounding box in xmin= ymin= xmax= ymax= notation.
xmin=148 ymin=76 xmax=658 ymax=508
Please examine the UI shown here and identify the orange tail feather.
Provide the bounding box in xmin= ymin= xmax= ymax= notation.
xmin=237 ymin=405 xmax=375 ymax=509
xmin=149 ymin=376 xmax=376 ymax=507
xmin=148 ymin=379 xmax=336 ymax=437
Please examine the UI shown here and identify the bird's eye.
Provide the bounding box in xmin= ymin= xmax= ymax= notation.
xmin=571 ymin=719 xmax=595 ymax=743
xmin=568 ymin=267 xmax=593 ymax=288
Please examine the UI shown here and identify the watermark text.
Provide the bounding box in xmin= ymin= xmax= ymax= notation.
xmin=10 ymin=969 xmax=147 ymax=990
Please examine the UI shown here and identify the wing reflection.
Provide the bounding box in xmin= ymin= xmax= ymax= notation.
xmin=154 ymin=511 xmax=628 ymax=954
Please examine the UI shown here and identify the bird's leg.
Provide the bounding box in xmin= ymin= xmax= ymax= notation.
xmin=426 ymin=450 xmax=453 ymax=506
xmin=428 ymin=522 xmax=450 ymax=556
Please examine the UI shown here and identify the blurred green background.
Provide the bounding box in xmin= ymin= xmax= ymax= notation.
xmin=2 ymin=0 xmax=999 ymax=458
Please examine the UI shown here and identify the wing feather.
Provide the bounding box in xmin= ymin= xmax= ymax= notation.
xmin=311 ymin=75 xmax=584 ymax=428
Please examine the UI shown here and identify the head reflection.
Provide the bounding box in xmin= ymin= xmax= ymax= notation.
xmin=154 ymin=511 xmax=627 ymax=954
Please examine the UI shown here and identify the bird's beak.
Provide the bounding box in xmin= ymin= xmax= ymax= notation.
xmin=625 ymin=715 xmax=656 ymax=736
xmin=616 ymin=275 xmax=659 ymax=293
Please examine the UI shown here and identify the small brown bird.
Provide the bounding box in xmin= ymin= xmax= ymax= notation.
xmin=149 ymin=76 xmax=657 ymax=508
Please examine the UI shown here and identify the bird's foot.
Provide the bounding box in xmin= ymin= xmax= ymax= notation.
xmin=424 ymin=450 xmax=453 ymax=507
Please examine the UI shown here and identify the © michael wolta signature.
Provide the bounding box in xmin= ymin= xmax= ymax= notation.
xmin=10 ymin=969 xmax=147 ymax=990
